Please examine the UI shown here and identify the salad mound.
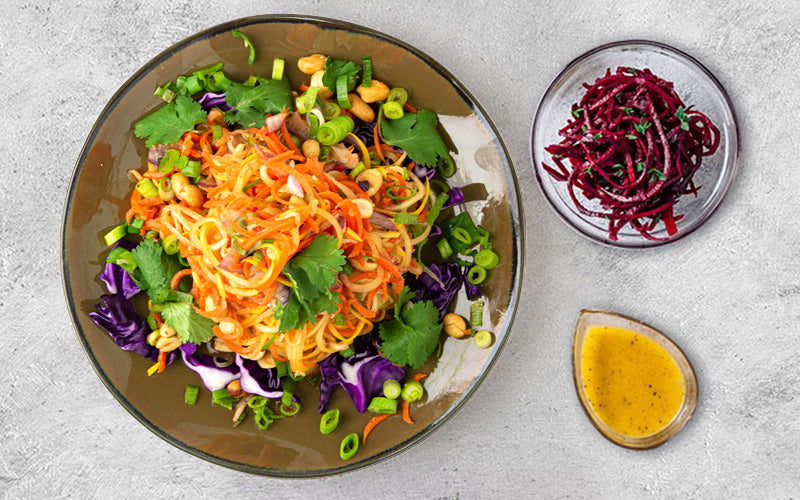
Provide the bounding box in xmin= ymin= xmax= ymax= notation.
xmin=90 ymin=35 xmax=498 ymax=459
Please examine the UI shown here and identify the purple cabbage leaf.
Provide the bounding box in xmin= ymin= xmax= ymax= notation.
xmin=179 ymin=350 xmax=239 ymax=392
xmin=404 ymin=262 xmax=464 ymax=319
xmin=318 ymin=347 xmax=405 ymax=413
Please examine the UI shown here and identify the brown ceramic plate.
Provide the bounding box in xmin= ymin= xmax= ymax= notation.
xmin=62 ymin=15 xmax=523 ymax=477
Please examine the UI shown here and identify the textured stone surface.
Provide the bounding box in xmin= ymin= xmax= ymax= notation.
xmin=2 ymin=0 xmax=798 ymax=497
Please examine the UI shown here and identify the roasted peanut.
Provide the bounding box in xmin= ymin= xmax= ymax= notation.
xmin=356 ymin=80 xmax=390 ymax=103
xmin=352 ymin=198 xmax=373 ymax=219
xmin=257 ymin=351 xmax=277 ymax=369
xmin=170 ymin=172 xmax=190 ymax=195
xmin=159 ymin=322 xmax=177 ymax=338
xmin=155 ymin=336 xmax=181 ymax=352
xmin=347 ymin=93 xmax=375 ymax=123
xmin=297 ymin=54 xmax=327 ymax=74
xmin=302 ymin=139 xmax=320 ymax=159
xmin=177 ymin=184 xmax=204 ymax=208
xmin=310 ymin=70 xmax=333 ymax=98
xmin=443 ymin=313 xmax=468 ymax=338
xmin=227 ymin=379 xmax=244 ymax=398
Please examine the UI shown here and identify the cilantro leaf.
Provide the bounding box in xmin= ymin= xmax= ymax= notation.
xmin=276 ymin=234 xmax=346 ymax=332
xmin=161 ymin=302 xmax=216 ymax=345
xmin=223 ymin=77 xmax=292 ymax=128
xmin=322 ymin=57 xmax=360 ymax=90
xmin=134 ymin=94 xmax=207 ymax=147
xmin=131 ymin=239 xmax=169 ymax=303
xmin=380 ymin=109 xmax=451 ymax=168
xmin=378 ymin=299 xmax=442 ymax=369
xmin=130 ymin=238 xmax=186 ymax=304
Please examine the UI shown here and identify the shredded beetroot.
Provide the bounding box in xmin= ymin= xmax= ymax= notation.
xmin=544 ymin=67 xmax=720 ymax=241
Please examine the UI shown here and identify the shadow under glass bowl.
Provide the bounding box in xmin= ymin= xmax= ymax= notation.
xmin=531 ymin=40 xmax=739 ymax=248
xmin=61 ymin=15 xmax=523 ymax=477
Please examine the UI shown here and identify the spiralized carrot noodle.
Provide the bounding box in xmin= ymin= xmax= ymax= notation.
xmin=142 ymin=120 xmax=429 ymax=375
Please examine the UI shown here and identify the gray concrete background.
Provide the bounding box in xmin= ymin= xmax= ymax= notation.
xmin=2 ymin=0 xmax=798 ymax=497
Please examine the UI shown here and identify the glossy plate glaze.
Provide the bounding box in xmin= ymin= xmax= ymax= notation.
xmin=572 ymin=310 xmax=698 ymax=449
xmin=61 ymin=15 xmax=523 ymax=477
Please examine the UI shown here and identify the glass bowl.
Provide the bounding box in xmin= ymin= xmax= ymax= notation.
xmin=61 ymin=15 xmax=524 ymax=477
xmin=531 ymin=40 xmax=739 ymax=248
xmin=572 ymin=310 xmax=698 ymax=449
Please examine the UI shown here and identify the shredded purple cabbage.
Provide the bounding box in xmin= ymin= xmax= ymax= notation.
xmin=89 ymin=293 xmax=160 ymax=361
xmin=412 ymin=163 xmax=436 ymax=181
xmin=100 ymin=261 xmax=140 ymax=299
xmin=198 ymin=91 xmax=231 ymax=112
xmin=180 ymin=350 xmax=239 ymax=391
xmin=236 ymin=356 xmax=283 ymax=398
xmin=354 ymin=121 xmax=375 ymax=147
xmin=405 ymin=262 xmax=464 ymax=319
xmin=318 ymin=347 xmax=405 ymax=413
xmin=442 ymin=187 xmax=464 ymax=208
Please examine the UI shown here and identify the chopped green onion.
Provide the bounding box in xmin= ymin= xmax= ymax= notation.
xmin=336 ymin=75 xmax=351 ymax=109
xmin=367 ymin=396 xmax=398 ymax=414
xmin=474 ymin=329 xmax=494 ymax=348
xmin=295 ymin=86 xmax=319 ymax=114
xmin=246 ymin=398 xmax=266 ymax=411
xmin=161 ymin=234 xmax=179 ymax=255
xmin=181 ymin=160 xmax=201 ymax=179
xmin=154 ymin=85 xmax=176 ymax=103
xmin=156 ymin=288 xmax=193 ymax=304
xmin=393 ymin=212 xmax=419 ymax=225
xmin=320 ymin=409 xmax=340 ymax=434
xmin=474 ymin=249 xmax=499 ymax=269
xmin=340 ymin=433 xmax=359 ymax=460
xmin=382 ymin=101 xmax=404 ymax=120
xmin=466 ymin=265 xmax=487 ymax=285
xmin=254 ymin=408 xmax=273 ymax=430
xmin=148 ymin=301 xmax=164 ymax=314
xmin=339 ymin=346 xmax=355 ymax=358
xmin=211 ymin=388 xmax=238 ymax=410
xmin=382 ymin=379 xmax=401 ymax=400
xmin=135 ymin=178 xmax=158 ymax=198
xmin=334 ymin=313 xmax=347 ymax=326
xmin=185 ymin=75 xmax=202 ymax=94
xmin=349 ymin=162 xmax=366 ymax=179
xmin=157 ymin=177 xmax=174 ymax=201
xmin=425 ymin=193 xmax=450 ymax=225
xmin=103 ymin=224 xmax=127 ymax=246
xmin=321 ymin=101 xmax=341 ymax=120
xmin=452 ymin=227 xmax=472 ymax=245
xmin=362 ymin=56 xmax=372 ymax=87
xmin=440 ymin=212 xmax=480 ymax=253
xmin=437 ymin=238 xmax=453 ymax=259
xmin=385 ymin=184 xmax=418 ymax=201
xmin=146 ymin=314 xmax=158 ymax=331
xmin=184 ymin=384 xmax=199 ymax=405
xmin=275 ymin=360 xmax=288 ymax=378
xmin=107 ymin=247 xmax=137 ymax=273
xmin=308 ymin=113 xmax=320 ymax=140
xmin=280 ymin=401 xmax=301 ymax=417
xmin=243 ymin=179 xmax=263 ymax=192
xmin=211 ymin=124 xmax=223 ymax=142
xmin=232 ymin=30 xmax=255 ymax=64
xmin=387 ymin=87 xmax=408 ymax=106
xmin=272 ymin=58 xmax=285 ymax=79
xmin=126 ymin=217 xmax=144 ymax=234
xmin=317 ymin=115 xmax=354 ymax=146
xmin=439 ymin=155 xmax=456 ymax=178
xmin=469 ymin=301 xmax=484 ymax=327
xmin=401 ymin=380 xmax=424 ymax=402
xmin=281 ymin=378 xmax=294 ymax=407
xmin=159 ymin=148 xmax=180 ymax=173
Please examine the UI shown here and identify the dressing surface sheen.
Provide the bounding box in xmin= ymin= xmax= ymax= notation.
xmin=580 ymin=325 xmax=685 ymax=437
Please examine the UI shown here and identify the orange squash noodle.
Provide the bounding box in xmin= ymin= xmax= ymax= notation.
xmin=138 ymin=118 xmax=431 ymax=376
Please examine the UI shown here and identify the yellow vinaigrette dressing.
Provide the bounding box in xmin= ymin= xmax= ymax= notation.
xmin=580 ymin=325 xmax=685 ymax=437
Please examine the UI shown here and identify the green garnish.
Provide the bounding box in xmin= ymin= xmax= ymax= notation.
xmin=232 ymin=30 xmax=256 ymax=65
xmin=379 ymin=109 xmax=451 ymax=168
xmin=223 ymin=78 xmax=292 ymax=128
xmin=134 ymin=94 xmax=207 ymax=148
xmin=378 ymin=288 xmax=442 ymax=369
xmin=161 ymin=301 xmax=215 ymax=345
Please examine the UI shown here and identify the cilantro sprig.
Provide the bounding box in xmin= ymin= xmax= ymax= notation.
xmin=378 ymin=288 xmax=443 ymax=369
xmin=379 ymin=109 xmax=451 ymax=168
xmin=223 ymin=78 xmax=293 ymax=128
xmin=134 ymin=94 xmax=207 ymax=148
xmin=274 ymin=235 xmax=346 ymax=333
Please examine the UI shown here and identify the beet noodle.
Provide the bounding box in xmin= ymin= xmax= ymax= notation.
xmin=544 ymin=67 xmax=720 ymax=241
